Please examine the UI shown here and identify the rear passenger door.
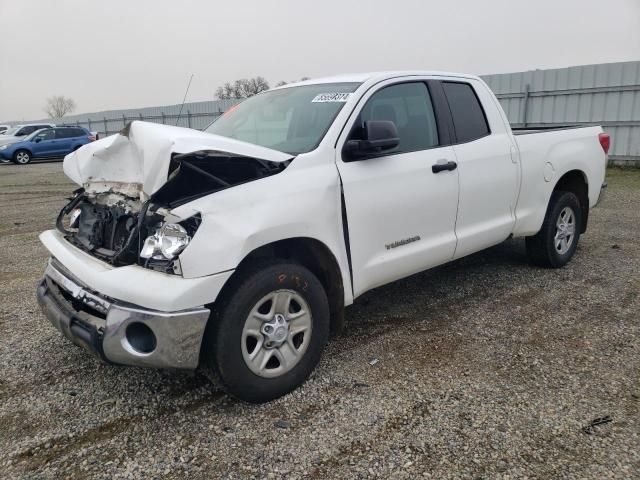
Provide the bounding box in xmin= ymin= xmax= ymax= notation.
xmin=67 ymin=128 xmax=87 ymax=150
xmin=337 ymin=80 xmax=460 ymax=297
xmin=53 ymin=128 xmax=76 ymax=156
xmin=440 ymin=80 xmax=519 ymax=259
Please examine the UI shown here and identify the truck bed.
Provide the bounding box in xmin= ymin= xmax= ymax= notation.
xmin=511 ymin=124 xmax=606 ymax=237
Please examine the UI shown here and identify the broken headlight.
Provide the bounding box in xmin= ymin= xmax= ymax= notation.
xmin=140 ymin=223 xmax=191 ymax=261
xmin=68 ymin=207 xmax=82 ymax=229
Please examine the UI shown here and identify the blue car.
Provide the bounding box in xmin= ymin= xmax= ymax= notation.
xmin=0 ymin=126 xmax=95 ymax=165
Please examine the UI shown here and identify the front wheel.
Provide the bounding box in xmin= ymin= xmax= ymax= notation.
xmin=526 ymin=191 xmax=582 ymax=268
xmin=204 ymin=261 xmax=330 ymax=403
xmin=13 ymin=149 xmax=32 ymax=165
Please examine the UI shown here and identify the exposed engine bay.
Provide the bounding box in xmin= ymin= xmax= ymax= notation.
xmin=57 ymin=151 xmax=290 ymax=272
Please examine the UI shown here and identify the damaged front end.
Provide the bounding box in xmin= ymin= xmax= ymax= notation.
xmin=57 ymin=149 xmax=289 ymax=273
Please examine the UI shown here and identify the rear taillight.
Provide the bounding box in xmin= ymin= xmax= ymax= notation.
xmin=598 ymin=133 xmax=610 ymax=154
xmin=88 ymin=135 xmax=96 ymax=141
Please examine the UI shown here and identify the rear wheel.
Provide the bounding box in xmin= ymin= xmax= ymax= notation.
xmin=204 ymin=261 xmax=330 ymax=403
xmin=526 ymin=191 xmax=582 ymax=268
xmin=13 ymin=150 xmax=32 ymax=165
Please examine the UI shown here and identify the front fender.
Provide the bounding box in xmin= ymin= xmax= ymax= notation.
xmin=172 ymin=159 xmax=354 ymax=305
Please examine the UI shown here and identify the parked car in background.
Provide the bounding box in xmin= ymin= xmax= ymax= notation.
xmin=0 ymin=126 xmax=95 ymax=164
xmin=0 ymin=125 xmax=11 ymax=134
xmin=0 ymin=123 xmax=56 ymax=141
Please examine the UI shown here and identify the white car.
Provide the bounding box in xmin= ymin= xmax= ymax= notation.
xmin=37 ymin=71 xmax=608 ymax=403
xmin=0 ymin=123 xmax=56 ymax=146
xmin=0 ymin=124 xmax=11 ymax=134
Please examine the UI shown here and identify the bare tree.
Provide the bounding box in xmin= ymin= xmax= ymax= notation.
xmin=216 ymin=76 xmax=270 ymax=100
xmin=44 ymin=95 xmax=76 ymax=118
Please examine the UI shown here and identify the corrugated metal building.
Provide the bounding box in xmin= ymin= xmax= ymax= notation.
xmin=5 ymin=61 xmax=640 ymax=164
xmin=483 ymin=61 xmax=640 ymax=164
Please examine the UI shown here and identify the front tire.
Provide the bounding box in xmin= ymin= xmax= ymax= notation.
xmin=526 ymin=191 xmax=582 ymax=268
xmin=205 ymin=261 xmax=330 ymax=403
xmin=13 ymin=149 xmax=32 ymax=165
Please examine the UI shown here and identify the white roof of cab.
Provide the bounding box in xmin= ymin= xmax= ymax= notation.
xmin=275 ymin=71 xmax=481 ymax=89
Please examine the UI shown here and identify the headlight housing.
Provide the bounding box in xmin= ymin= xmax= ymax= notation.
xmin=140 ymin=223 xmax=191 ymax=261
xmin=0 ymin=145 xmax=8 ymax=150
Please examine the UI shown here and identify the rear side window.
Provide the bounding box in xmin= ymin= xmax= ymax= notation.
xmin=55 ymin=128 xmax=83 ymax=138
xmin=442 ymin=82 xmax=490 ymax=143
xmin=353 ymin=82 xmax=439 ymax=153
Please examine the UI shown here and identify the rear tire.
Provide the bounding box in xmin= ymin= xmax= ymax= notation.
xmin=526 ymin=191 xmax=582 ymax=268
xmin=13 ymin=149 xmax=32 ymax=165
xmin=204 ymin=261 xmax=330 ymax=403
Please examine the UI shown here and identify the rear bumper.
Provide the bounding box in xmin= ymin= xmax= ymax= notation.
xmin=37 ymin=259 xmax=210 ymax=369
xmin=594 ymin=181 xmax=607 ymax=207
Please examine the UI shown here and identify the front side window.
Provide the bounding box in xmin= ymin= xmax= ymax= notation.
xmin=442 ymin=82 xmax=490 ymax=143
xmin=349 ymin=82 xmax=439 ymax=154
xmin=205 ymin=82 xmax=360 ymax=155
xmin=25 ymin=129 xmax=53 ymax=141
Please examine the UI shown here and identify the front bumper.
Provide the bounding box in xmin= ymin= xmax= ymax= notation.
xmin=37 ymin=259 xmax=210 ymax=369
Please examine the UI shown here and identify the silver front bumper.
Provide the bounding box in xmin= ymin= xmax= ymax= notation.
xmin=37 ymin=258 xmax=210 ymax=369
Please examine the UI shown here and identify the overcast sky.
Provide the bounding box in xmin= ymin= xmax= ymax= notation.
xmin=1 ymin=0 xmax=639 ymax=122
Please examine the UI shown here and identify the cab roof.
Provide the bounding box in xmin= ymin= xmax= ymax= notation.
xmin=274 ymin=71 xmax=481 ymax=89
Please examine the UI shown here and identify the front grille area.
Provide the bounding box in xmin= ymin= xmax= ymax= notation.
xmin=70 ymin=202 xmax=137 ymax=258
xmin=58 ymin=196 xmax=144 ymax=266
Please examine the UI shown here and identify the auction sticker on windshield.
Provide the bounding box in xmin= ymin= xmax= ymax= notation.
xmin=311 ymin=93 xmax=352 ymax=103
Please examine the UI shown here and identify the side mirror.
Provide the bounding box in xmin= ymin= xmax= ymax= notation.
xmin=34 ymin=137 xmax=42 ymax=143
xmin=344 ymin=120 xmax=399 ymax=160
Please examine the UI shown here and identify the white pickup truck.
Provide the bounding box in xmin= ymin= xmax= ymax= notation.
xmin=37 ymin=71 xmax=609 ymax=403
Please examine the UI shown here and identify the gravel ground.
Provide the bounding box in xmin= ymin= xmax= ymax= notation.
xmin=0 ymin=162 xmax=638 ymax=479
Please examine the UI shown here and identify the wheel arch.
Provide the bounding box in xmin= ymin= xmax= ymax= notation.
xmin=14 ymin=147 xmax=33 ymax=156
xmin=214 ymin=237 xmax=346 ymax=337
xmin=552 ymin=169 xmax=589 ymax=233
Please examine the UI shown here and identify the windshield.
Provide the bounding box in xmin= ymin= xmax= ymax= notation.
xmin=3 ymin=127 xmax=19 ymax=136
xmin=205 ymin=82 xmax=360 ymax=155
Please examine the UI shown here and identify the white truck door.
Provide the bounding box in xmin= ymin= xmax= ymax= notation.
xmin=440 ymin=80 xmax=519 ymax=259
xmin=336 ymin=81 xmax=459 ymax=297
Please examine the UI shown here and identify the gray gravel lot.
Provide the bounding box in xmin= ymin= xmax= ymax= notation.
xmin=0 ymin=162 xmax=638 ymax=479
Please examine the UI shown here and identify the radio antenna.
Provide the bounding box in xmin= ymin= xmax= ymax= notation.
xmin=175 ymin=73 xmax=194 ymax=126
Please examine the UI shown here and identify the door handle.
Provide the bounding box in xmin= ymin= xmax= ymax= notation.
xmin=432 ymin=160 xmax=457 ymax=173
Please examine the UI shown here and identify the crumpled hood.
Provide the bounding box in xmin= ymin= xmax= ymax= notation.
xmin=63 ymin=121 xmax=291 ymax=197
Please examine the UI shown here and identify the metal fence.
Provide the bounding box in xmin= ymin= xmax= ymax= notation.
xmin=10 ymin=98 xmax=241 ymax=138
xmin=483 ymin=61 xmax=640 ymax=165
xmin=69 ymin=109 xmax=223 ymax=137
xmin=6 ymin=61 xmax=640 ymax=165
